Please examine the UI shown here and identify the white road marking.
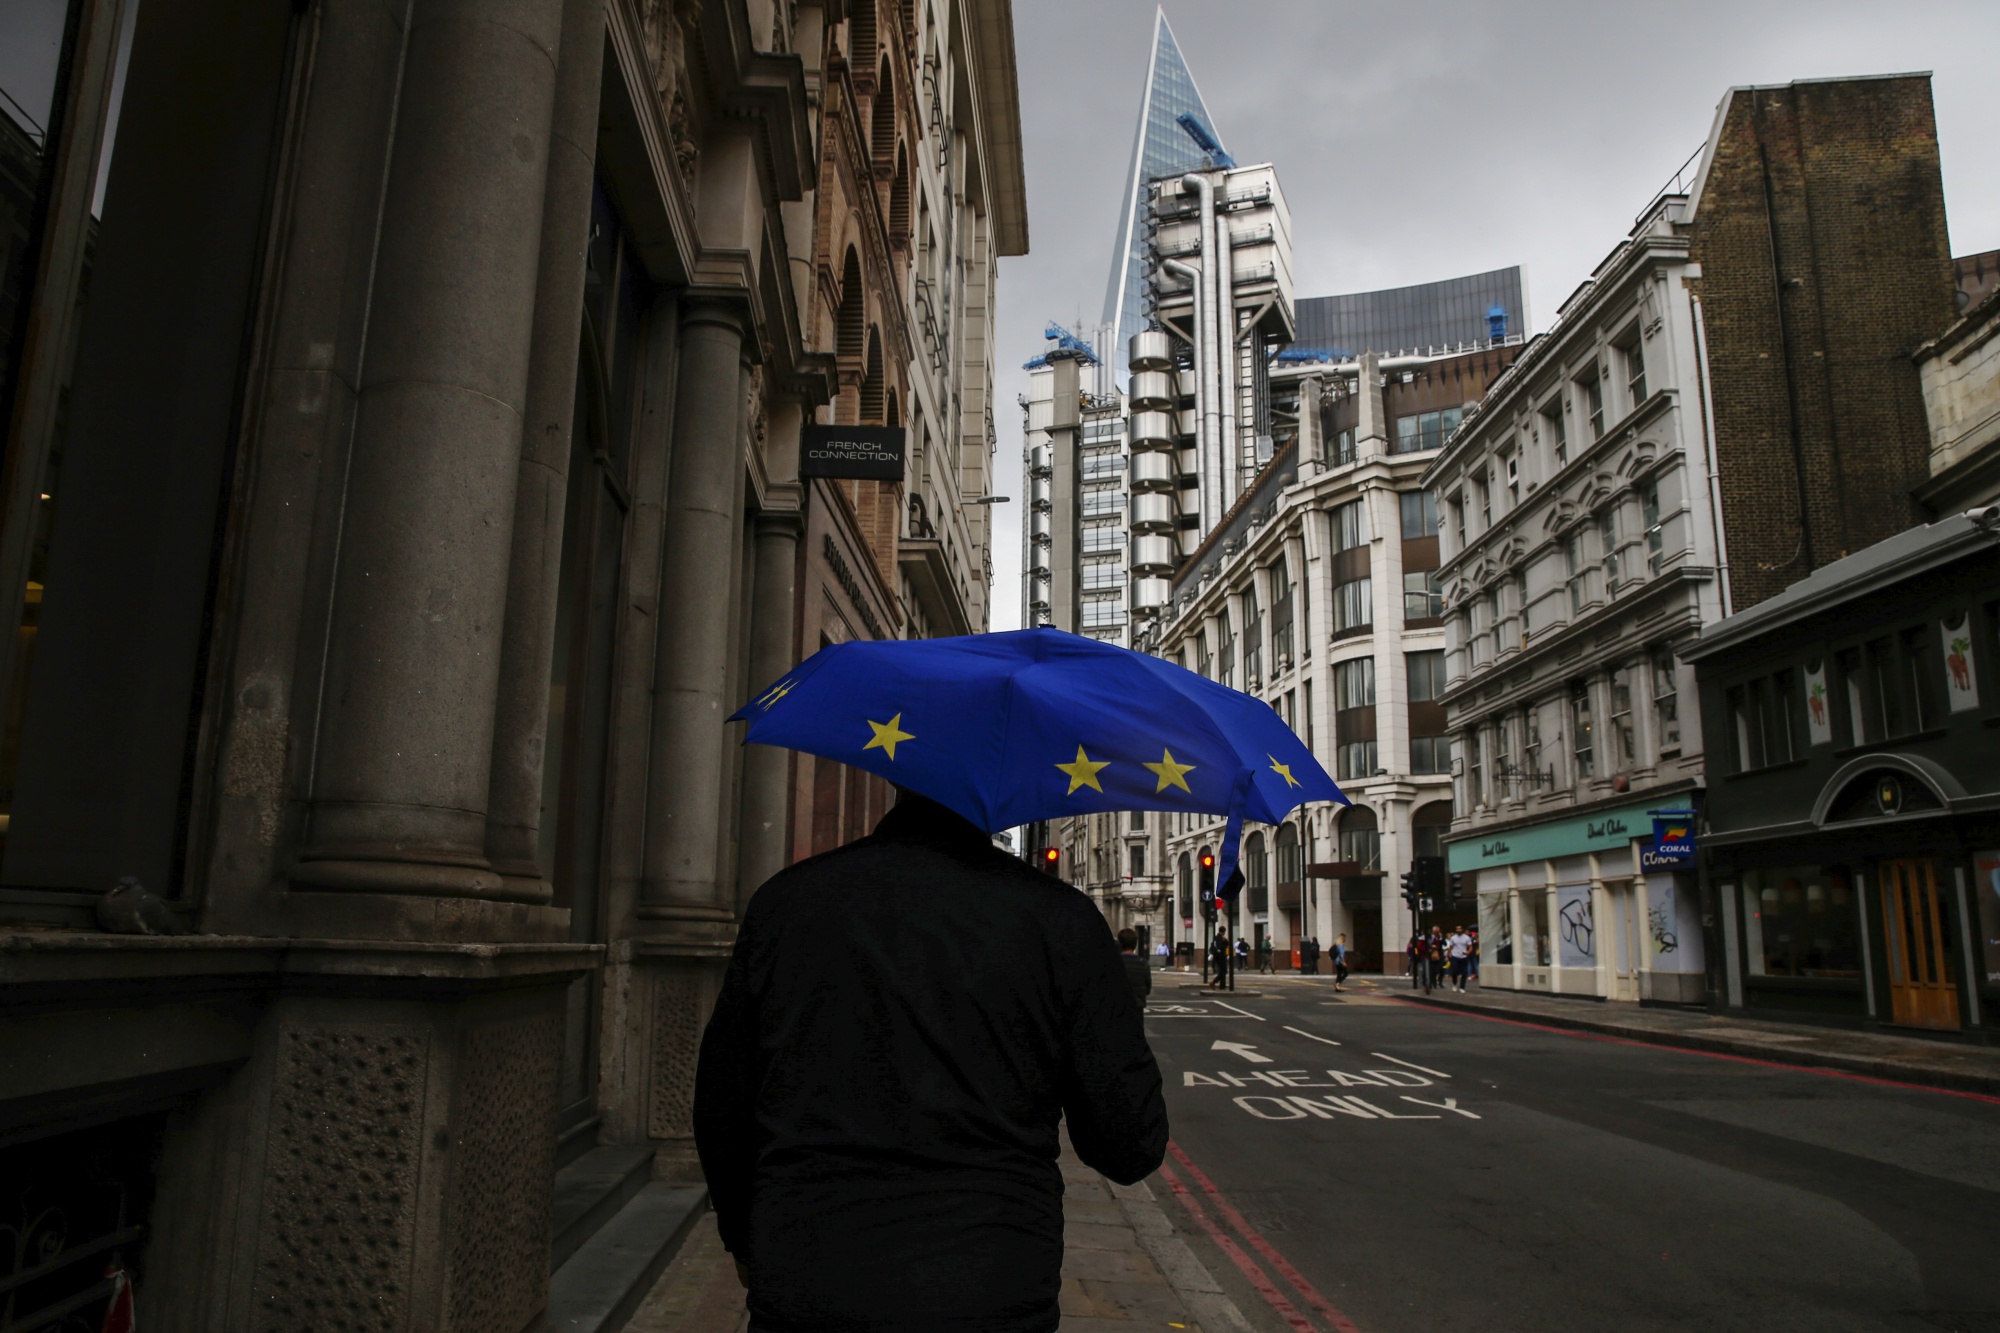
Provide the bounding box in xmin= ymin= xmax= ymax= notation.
xmin=1211 ymin=1040 xmax=1272 ymax=1064
xmin=1282 ymin=1025 xmax=1341 ymax=1045
xmin=1403 ymin=1096 xmax=1481 ymax=1119
xmin=1235 ymin=1096 xmax=1307 ymax=1120
xmin=1210 ymin=1000 xmax=1267 ymax=1022
xmin=1371 ymin=1051 xmax=1451 ymax=1079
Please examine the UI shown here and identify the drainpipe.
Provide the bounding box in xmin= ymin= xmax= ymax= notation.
xmin=1182 ymin=173 xmax=1225 ymax=535
xmin=1161 ymin=256 xmax=1206 ymax=534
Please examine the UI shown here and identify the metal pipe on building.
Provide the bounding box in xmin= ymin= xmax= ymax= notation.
xmin=1162 ymin=246 xmax=1213 ymax=535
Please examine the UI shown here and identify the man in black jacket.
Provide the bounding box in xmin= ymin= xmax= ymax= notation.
xmin=694 ymin=791 xmax=1168 ymax=1333
xmin=1116 ymin=926 xmax=1151 ymax=1008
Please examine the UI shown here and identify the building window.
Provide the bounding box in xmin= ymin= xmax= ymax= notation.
xmin=1475 ymin=474 xmax=1491 ymax=529
xmin=1400 ymin=490 xmax=1438 ymax=539
xmin=1599 ymin=507 xmax=1620 ymax=593
xmin=1570 ymin=680 xmax=1595 ymax=779
xmin=1838 ymin=646 xmax=1869 ymax=744
xmin=1524 ymin=705 xmax=1543 ymax=780
xmin=1652 ymin=647 xmax=1680 ymax=752
xmin=1270 ymin=556 xmax=1293 ymax=668
xmin=1334 ymin=577 xmax=1372 ymax=633
xmin=1275 ymin=824 xmax=1302 ymax=884
xmin=1328 ymin=427 xmax=1355 ymax=466
xmin=1303 ymin=678 xmax=1314 ymax=748
xmin=1407 ymin=650 xmax=1446 ymax=702
xmin=1565 ymin=532 xmax=1587 ymax=613
xmin=1217 ymin=612 xmax=1235 ymax=689
xmin=1579 ymin=365 xmax=1605 ymax=440
xmin=1338 ymin=807 xmax=1380 ymax=871
xmin=1403 ymin=570 xmax=1441 ymax=621
xmin=1335 ymin=657 xmax=1375 ymax=710
xmin=1742 ymin=867 xmax=1861 ymax=978
xmin=1511 ymin=570 xmax=1530 ymax=647
xmin=1195 ymin=630 xmax=1211 ymax=680
xmin=1610 ymin=666 xmax=1636 ymax=769
xmin=1466 ymin=729 xmax=1484 ymax=806
xmin=1392 ymin=407 xmax=1463 ymax=455
xmin=1900 ymin=626 xmax=1937 ymax=732
xmin=1129 ymin=845 xmax=1146 ymax=877
xmin=1641 ymin=481 xmax=1664 ymax=575
xmin=1130 ymin=809 xmax=1147 ymax=832
xmin=1410 ymin=735 xmax=1451 ymax=774
xmin=1541 ymin=396 xmax=1567 ymax=468
xmin=1336 ymin=740 xmax=1378 ymax=781
xmin=1242 ymin=583 xmax=1262 ymax=685
xmin=1621 ymin=331 xmax=1647 ymax=408
xmin=1331 ymin=499 xmax=1368 ymax=551
xmin=1503 ymin=450 xmax=1520 ymax=507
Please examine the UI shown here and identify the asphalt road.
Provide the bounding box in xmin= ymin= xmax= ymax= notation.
xmin=1139 ymin=973 xmax=2000 ymax=1333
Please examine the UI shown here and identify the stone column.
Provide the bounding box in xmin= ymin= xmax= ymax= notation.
xmin=737 ymin=506 xmax=803 ymax=908
xmin=640 ymin=300 xmax=750 ymax=923
xmin=295 ymin=0 xmax=564 ymax=897
xmin=483 ymin=0 xmax=607 ymax=902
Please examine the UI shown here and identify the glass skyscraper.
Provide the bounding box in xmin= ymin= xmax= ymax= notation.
xmin=1101 ymin=10 xmax=1229 ymax=377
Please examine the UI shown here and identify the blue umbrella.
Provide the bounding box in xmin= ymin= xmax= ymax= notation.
xmin=728 ymin=627 xmax=1347 ymax=895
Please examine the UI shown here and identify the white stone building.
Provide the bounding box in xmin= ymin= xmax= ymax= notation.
xmin=1423 ymin=193 xmax=1720 ymax=1003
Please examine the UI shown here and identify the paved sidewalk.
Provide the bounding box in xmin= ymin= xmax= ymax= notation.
xmin=1397 ymin=983 xmax=2000 ymax=1096
xmin=625 ymin=1142 xmax=1250 ymax=1332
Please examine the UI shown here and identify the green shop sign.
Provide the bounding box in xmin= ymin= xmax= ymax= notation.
xmin=1445 ymin=802 xmax=1658 ymax=873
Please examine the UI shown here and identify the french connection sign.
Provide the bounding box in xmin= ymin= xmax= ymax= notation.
xmin=802 ymin=424 xmax=906 ymax=481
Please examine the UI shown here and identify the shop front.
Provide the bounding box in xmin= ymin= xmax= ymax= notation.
xmin=1684 ymin=512 xmax=2000 ymax=1038
xmin=1450 ymin=799 xmax=1707 ymax=1003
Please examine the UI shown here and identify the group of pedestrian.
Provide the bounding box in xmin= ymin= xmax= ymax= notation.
xmin=1407 ymin=924 xmax=1478 ymax=993
xmin=1296 ymin=934 xmax=1350 ymax=991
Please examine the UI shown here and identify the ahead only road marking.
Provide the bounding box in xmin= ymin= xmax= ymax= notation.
xmin=1211 ymin=1040 xmax=1271 ymax=1064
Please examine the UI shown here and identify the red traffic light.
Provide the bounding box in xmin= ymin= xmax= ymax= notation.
xmin=1042 ymin=847 xmax=1060 ymax=866
xmin=1199 ymin=853 xmax=1215 ymax=869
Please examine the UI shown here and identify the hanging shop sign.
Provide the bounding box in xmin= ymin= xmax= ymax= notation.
xmin=801 ymin=424 xmax=906 ymax=480
xmin=1644 ymin=812 xmax=1696 ymax=867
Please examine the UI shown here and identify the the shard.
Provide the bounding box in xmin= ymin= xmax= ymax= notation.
xmin=1101 ymin=9 xmax=1230 ymax=379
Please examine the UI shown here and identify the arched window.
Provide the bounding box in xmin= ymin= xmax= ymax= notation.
xmin=848 ymin=1 xmax=876 ymax=69
xmin=872 ymin=61 xmax=896 ymax=165
xmin=835 ymin=247 xmax=864 ymax=361
xmin=1177 ymin=852 xmax=1193 ymax=919
xmin=860 ymin=329 xmax=884 ymax=423
xmin=1338 ymin=806 xmax=1379 ymax=871
xmin=1275 ymin=822 xmax=1301 ymax=885
xmin=1245 ymin=831 xmax=1268 ymax=915
xmin=1412 ymin=800 xmax=1454 ymax=861
xmin=890 ymin=147 xmax=910 ymax=238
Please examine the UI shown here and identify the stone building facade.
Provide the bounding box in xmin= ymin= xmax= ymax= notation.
xmin=0 ymin=0 xmax=1023 ymax=1327
xmin=1426 ymin=73 xmax=1958 ymax=1007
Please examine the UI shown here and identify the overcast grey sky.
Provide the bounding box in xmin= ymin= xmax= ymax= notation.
xmin=986 ymin=0 xmax=2000 ymax=630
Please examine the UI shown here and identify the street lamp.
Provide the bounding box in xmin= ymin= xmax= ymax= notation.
xmin=963 ymin=495 xmax=1011 ymax=505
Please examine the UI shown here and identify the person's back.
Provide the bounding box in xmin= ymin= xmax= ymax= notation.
xmin=694 ymin=794 xmax=1167 ymax=1333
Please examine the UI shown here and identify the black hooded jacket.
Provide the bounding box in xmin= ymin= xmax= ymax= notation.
xmin=693 ymin=793 xmax=1168 ymax=1333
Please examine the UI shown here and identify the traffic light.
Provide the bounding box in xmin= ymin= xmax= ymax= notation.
xmin=1041 ymin=847 xmax=1060 ymax=876
xmin=1198 ymin=852 xmax=1216 ymax=920
xmin=1448 ymin=872 xmax=1464 ymax=904
xmin=1399 ymin=870 xmax=1417 ymax=909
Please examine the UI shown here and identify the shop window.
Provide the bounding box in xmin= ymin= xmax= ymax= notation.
xmin=1480 ymin=892 xmax=1514 ymax=965
xmin=1521 ymin=890 xmax=1552 ymax=966
xmin=1741 ymin=867 xmax=1861 ymax=978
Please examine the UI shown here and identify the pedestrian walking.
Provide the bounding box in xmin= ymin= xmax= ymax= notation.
xmin=1255 ymin=935 xmax=1273 ymax=974
xmin=1118 ymin=926 xmax=1152 ymax=1008
xmin=1468 ymin=927 xmax=1481 ymax=985
xmin=1332 ymin=933 xmax=1349 ymax=992
xmin=694 ymin=791 xmax=1167 ymax=1333
xmin=1299 ymin=935 xmax=1319 ymax=976
xmin=1425 ymin=925 xmax=1446 ymax=994
xmin=1446 ymin=925 xmax=1473 ymax=993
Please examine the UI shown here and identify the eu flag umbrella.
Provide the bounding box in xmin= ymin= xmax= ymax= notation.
xmin=728 ymin=627 xmax=1347 ymax=895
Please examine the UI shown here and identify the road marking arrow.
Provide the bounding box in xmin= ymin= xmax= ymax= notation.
xmin=1211 ymin=1040 xmax=1272 ymax=1064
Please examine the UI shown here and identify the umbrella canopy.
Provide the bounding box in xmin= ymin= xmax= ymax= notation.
xmin=729 ymin=627 xmax=1347 ymax=894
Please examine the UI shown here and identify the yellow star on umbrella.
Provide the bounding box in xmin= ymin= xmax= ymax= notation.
xmin=862 ymin=712 xmax=914 ymax=760
xmin=1268 ymin=754 xmax=1301 ymax=788
xmin=1055 ymin=744 xmax=1111 ymax=795
xmin=1143 ymin=747 xmax=1196 ymax=794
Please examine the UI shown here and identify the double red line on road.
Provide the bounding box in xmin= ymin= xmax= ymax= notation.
xmin=1158 ymin=1139 xmax=1364 ymax=1333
